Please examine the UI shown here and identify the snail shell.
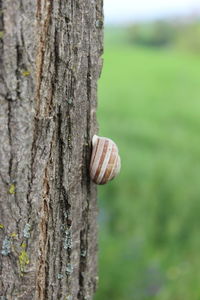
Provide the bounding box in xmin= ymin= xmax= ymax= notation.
xmin=90 ymin=135 xmax=121 ymax=185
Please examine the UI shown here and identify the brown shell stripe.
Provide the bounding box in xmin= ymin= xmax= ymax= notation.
xmin=101 ymin=145 xmax=117 ymax=184
xmin=109 ymin=150 xmax=120 ymax=181
xmin=108 ymin=148 xmax=120 ymax=180
xmin=96 ymin=140 xmax=113 ymax=184
xmin=91 ymin=138 xmax=107 ymax=180
xmin=107 ymin=148 xmax=119 ymax=182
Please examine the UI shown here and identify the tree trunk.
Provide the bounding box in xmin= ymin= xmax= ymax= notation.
xmin=0 ymin=0 xmax=103 ymax=299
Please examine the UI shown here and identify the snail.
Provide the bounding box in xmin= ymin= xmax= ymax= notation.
xmin=90 ymin=135 xmax=121 ymax=185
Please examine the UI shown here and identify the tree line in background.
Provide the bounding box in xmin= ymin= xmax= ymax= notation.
xmin=127 ymin=16 xmax=200 ymax=53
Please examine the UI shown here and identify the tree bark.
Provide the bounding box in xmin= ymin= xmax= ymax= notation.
xmin=0 ymin=0 xmax=103 ymax=299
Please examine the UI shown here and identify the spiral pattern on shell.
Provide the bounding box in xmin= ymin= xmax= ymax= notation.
xmin=90 ymin=135 xmax=121 ymax=185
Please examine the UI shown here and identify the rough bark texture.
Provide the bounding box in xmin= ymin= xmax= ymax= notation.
xmin=0 ymin=0 xmax=103 ymax=299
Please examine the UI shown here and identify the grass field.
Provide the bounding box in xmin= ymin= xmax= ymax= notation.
xmin=94 ymin=28 xmax=200 ymax=300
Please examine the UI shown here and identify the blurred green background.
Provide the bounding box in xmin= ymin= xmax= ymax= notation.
xmin=95 ymin=19 xmax=200 ymax=300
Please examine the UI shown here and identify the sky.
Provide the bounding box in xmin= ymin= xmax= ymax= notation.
xmin=104 ymin=0 xmax=200 ymax=24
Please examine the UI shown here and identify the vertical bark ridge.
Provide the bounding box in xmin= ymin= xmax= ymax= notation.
xmin=35 ymin=0 xmax=53 ymax=116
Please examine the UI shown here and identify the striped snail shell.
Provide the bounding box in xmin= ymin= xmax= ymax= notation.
xmin=90 ymin=135 xmax=121 ymax=185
